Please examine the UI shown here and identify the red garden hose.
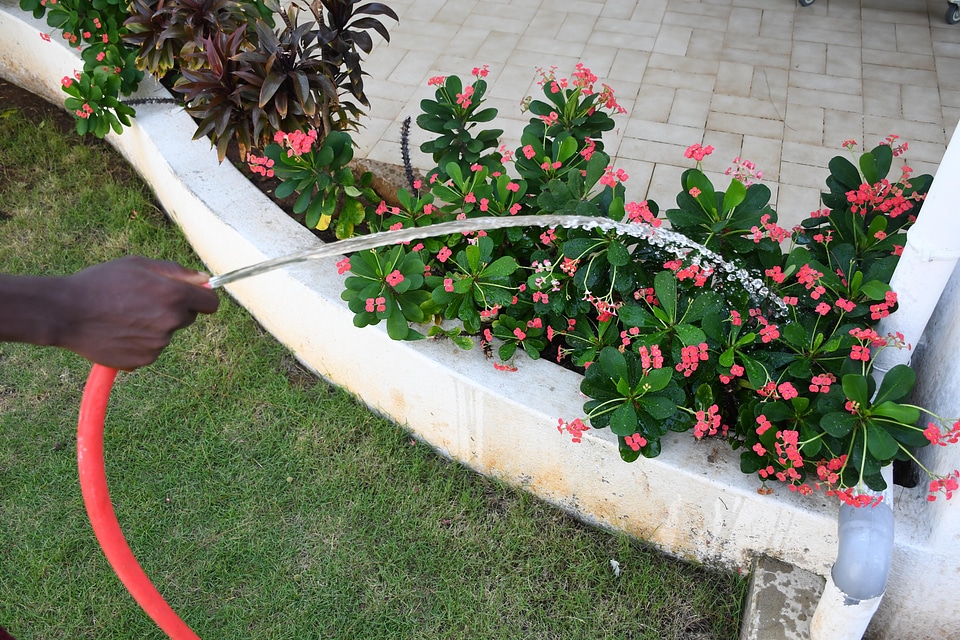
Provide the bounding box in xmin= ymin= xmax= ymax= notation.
xmin=77 ymin=363 xmax=200 ymax=640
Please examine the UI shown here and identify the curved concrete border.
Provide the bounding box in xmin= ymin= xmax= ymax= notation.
xmin=2 ymin=1 xmax=881 ymax=580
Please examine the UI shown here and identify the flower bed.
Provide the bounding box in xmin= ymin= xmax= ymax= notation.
xmin=3 ymin=0 xmax=956 ymax=585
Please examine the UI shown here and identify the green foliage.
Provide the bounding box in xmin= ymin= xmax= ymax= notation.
xmin=262 ymin=130 xmax=378 ymax=238
xmin=334 ymin=62 xmax=953 ymax=504
xmin=24 ymin=0 xmax=395 ymax=155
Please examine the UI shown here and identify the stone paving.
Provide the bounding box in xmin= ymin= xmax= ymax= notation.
xmin=351 ymin=0 xmax=960 ymax=229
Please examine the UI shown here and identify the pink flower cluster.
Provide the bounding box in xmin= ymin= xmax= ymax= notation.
xmin=693 ymin=404 xmax=724 ymax=439
xmin=675 ymin=343 xmax=709 ymax=377
xmin=684 ymin=143 xmax=714 ymax=162
xmin=274 ymin=129 xmax=318 ymax=157
xmin=246 ymin=152 xmax=275 ymax=178
xmin=558 ymin=417 xmax=590 ymax=443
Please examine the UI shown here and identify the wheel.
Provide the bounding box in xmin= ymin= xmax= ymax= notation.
xmin=798 ymin=0 xmax=815 ymax=6
xmin=947 ymin=4 xmax=960 ymax=25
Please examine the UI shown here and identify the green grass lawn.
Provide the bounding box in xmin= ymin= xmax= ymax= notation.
xmin=0 ymin=90 xmax=746 ymax=639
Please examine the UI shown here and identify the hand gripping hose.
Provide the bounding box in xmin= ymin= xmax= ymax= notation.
xmin=77 ymin=364 xmax=200 ymax=640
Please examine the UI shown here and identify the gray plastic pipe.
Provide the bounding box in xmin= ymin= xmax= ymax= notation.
xmin=811 ymin=124 xmax=960 ymax=639
xmin=810 ymin=465 xmax=894 ymax=639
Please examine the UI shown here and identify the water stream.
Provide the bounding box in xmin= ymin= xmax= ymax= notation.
xmin=208 ymin=214 xmax=785 ymax=313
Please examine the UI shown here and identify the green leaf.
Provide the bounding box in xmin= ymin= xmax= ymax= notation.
xmin=610 ymin=402 xmax=639 ymax=436
xmin=642 ymin=367 xmax=673 ymax=393
xmin=386 ymin=309 xmax=409 ymax=340
xmin=821 ymin=412 xmax=857 ymax=437
xmin=859 ymin=279 xmax=890 ymax=300
xmin=871 ymin=401 xmax=920 ymax=425
xmin=481 ymin=256 xmax=519 ymax=278
xmin=675 ymin=324 xmax=707 ymax=347
xmin=841 ymin=374 xmax=869 ymax=406
xmin=828 ymin=155 xmax=862 ymax=190
xmin=722 ymin=179 xmax=747 ymax=213
xmin=873 ymin=364 xmax=916 ymax=405
xmin=653 ymin=270 xmax=677 ymax=321
xmin=859 ymin=151 xmax=879 ymax=185
xmin=638 ymin=396 xmax=677 ymax=420
xmin=866 ymin=424 xmax=899 ymax=460
xmin=607 ymin=240 xmax=630 ymax=266
xmin=598 ymin=347 xmax=628 ymax=382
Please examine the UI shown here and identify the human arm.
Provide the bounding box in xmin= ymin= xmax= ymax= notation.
xmin=0 ymin=256 xmax=220 ymax=369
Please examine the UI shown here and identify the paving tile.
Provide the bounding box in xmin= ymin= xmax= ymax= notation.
xmin=707 ymin=110 xmax=784 ymax=140
xmin=580 ymin=46 xmax=621 ymax=80
xmin=517 ymin=35 xmax=586 ymax=59
xmin=896 ymin=23 xmax=935 ymax=56
xmin=669 ymin=89 xmax=714 ymax=128
xmin=791 ymin=41 xmax=827 ymax=74
xmin=664 ymin=0 xmax=731 ymax=20
xmin=631 ymin=84 xmax=677 ymax=123
xmin=388 ymin=49 xmax=442 ymax=85
xmin=794 ymin=26 xmax=862 ymax=47
xmin=740 ymin=135 xmax=783 ymax=181
xmin=781 ymin=140 xmax=839 ymax=170
xmin=721 ymin=46 xmax=791 ymax=71
xmin=595 ymin=17 xmax=661 ymax=39
xmin=609 ymin=48 xmax=651 ymax=85
xmin=643 ymin=68 xmax=718 ymax=91
xmin=776 ymin=184 xmax=823 ymax=230
xmin=863 ymin=114 xmax=946 ymax=145
xmin=780 ymin=160 xmax=829 ymax=189
xmin=474 ymin=32 xmax=523 ymax=65
xmin=617 ymin=136 xmax=691 ymax=165
xmin=789 ymin=70 xmax=862 ymax=96
xmin=860 ymin=19 xmax=897 ymax=45
xmin=589 ymin=30 xmax=657 ymax=51
xmin=664 ymin=9 xmax=728 ymax=34
xmin=902 ymin=84 xmax=948 ymax=125
xmin=556 ymin=12 xmax=600 ymax=44
xmin=862 ymin=64 xmax=939 ymax=88
xmin=433 ymin=1 xmax=476 ymax=26
xmin=648 ymin=52 xmax=720 ymax=75
xmin=701 ymin=129 xmax=744 ymax=169
xmin=726 ymin=7 xmax=762 ymax=37
xmin=712 ymin=93 xmax=783 ymax=120
xmin=787 ymin=86 xmax=864 ymax=113
xmin=794 ymin=13 xmax=862 ymax=34
xmin=488 ymin=63 xmax=541 ymax=101
xmin=825 ymin=44 xmax=863 ymax=79
xmin=462 ymin=13 xmax=529 ymax=35
xmin=936 ymin=66 xmax=960 ymax=91
xmin=623 ymin=118 xmax=704 ymax=146
xmin=862 ymin=78 xmax=903 ymax=118
xmin=715 ymin=60 xmax=755 ymax=97
xmin=365 ymin=43 xmax=412 ymax=80
xmin=548 ymin=0 xmax=606 ymax=17
xmin=685 ymin=27 xmax=725 ymax=59
xmin=609 ymin=158 xmax=655 ymax=197
xmin=629 ymin=0 xmax=669 ymax=23
xmin=860 ymin=47 xmax=937 ymax=70
xmin=653 ymin=24 xmax=693 ymax=56
xmin=647 ymin=162 xmax=688 ymax=208
xmin=600 ymin=0 xmax=642 ymax=20
xmin=723 ymin=32 xmax=794 ymax=57
xmin=864 ymin=8 xmax=931 ymax=27
xmin=752 ymin=68 xmax=788 ymax=114
xmin=822 ymin=109 xmax=865 ymax=150
xmin=782 ymin=103 xmax=825 ymax=146
xmin=933 ymin=40 xmax=960 ymax=59
xmin=942 ymin=88 xmax=960 ymax=108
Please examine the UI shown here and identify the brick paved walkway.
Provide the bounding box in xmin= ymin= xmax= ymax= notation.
xmin=352 ymin=0 xmax=960 ymax=228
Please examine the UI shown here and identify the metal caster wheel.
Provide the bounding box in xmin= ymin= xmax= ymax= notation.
xmin=948 ymin=4 xmax=960 ymax=25
xmin=798 ymin=0 xmax=815 ymax=6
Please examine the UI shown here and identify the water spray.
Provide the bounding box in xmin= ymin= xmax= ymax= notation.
xmin=79 ymin=213 xmax=782 ymax=639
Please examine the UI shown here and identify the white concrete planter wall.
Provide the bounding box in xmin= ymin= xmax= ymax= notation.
xmin=4 ymin=4 xmax=959 ymax=636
